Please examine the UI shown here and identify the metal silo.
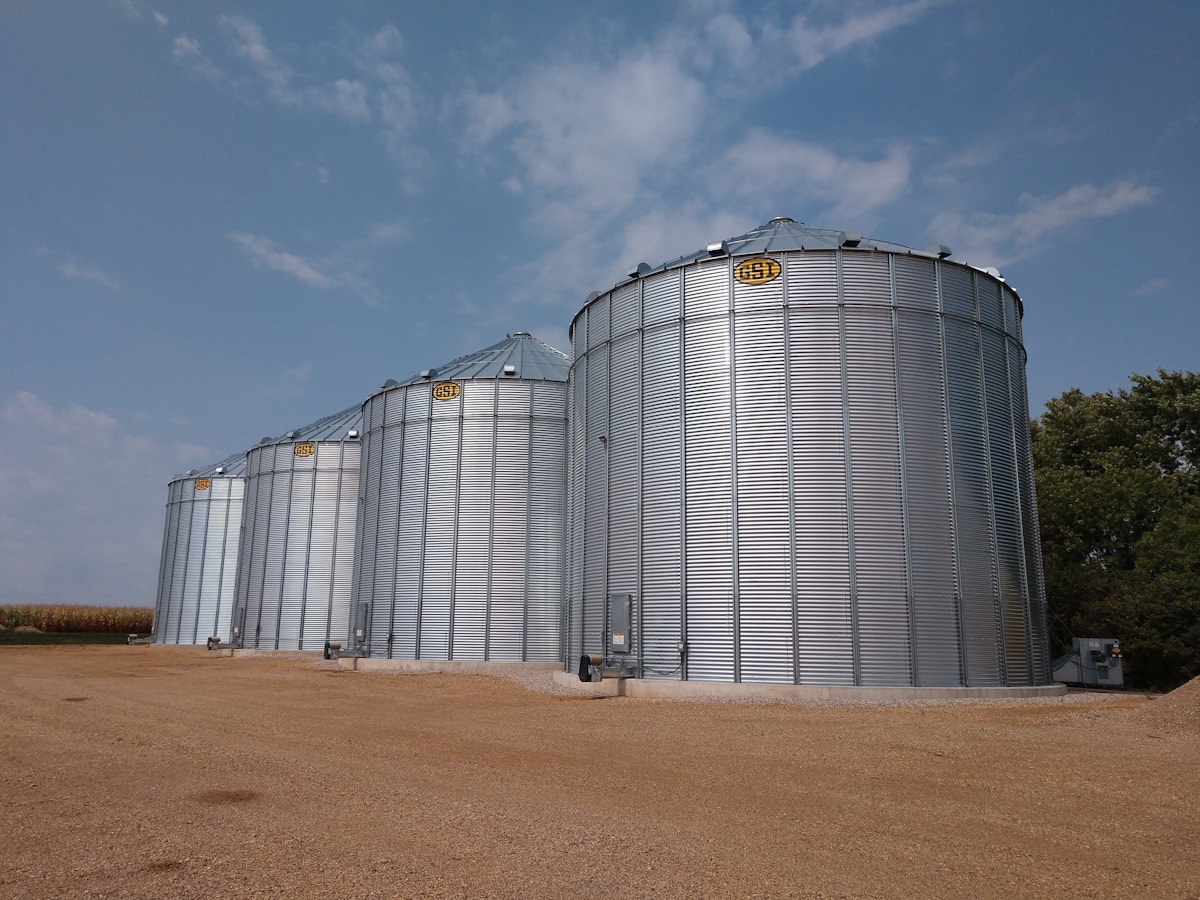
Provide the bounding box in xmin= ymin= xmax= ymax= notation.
xmin=352 ymin=333 xmax=569 ymax=661
xmin=152 ymin=451 xmax=246 ymax=645
xmin=566 ymin=217 xmax=1050 ymax=687
xmin=233 ymin=406 xmax=362 ymax=651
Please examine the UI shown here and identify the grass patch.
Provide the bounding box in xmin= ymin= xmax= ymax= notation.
xmin=0 ymin=630 xmax=134 ymax=646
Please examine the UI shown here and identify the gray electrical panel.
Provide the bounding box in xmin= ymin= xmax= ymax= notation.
xmin=353 ymin=601 xmax=371 ymax=649
xmin=1052 ymin=638 xmax=1123 ymax=687
xmin=230 ymin=604 xmax=247 ymax=647
xmin=609 ymin=593 xmax=633 ymax=655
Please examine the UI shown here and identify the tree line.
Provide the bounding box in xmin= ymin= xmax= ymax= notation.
xmin=1032 ymin=369 xmax=1199 ymax=690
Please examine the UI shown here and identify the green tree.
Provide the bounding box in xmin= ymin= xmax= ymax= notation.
xmin=1032 ymin=370 xmax=1200 ymax=690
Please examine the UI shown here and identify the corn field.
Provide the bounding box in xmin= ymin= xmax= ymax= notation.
xmin=0 ymin=605 xmax=153 ymax=634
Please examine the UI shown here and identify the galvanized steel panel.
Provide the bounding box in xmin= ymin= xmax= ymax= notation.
xmin=153 ymin=472 xmax=243 ymax=646
xmin=354 ymin=336 xmax=568 ymax=662
xmin=567 ymin=229 xmax=1047 ymax=688
xmin=683 ymin=315 xmax=735 ymax=681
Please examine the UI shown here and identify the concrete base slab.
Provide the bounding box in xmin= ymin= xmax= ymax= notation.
xmin=550 ymin=670 xmax=1067 ymax=702
xmin=342 ymin=659 xmax=563 ymax=676
xmin=230 ymin=650 xmax=323 ymax=660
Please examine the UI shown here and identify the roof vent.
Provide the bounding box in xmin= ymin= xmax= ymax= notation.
xmin=841 ymin=232 xmax=862 ymax=248
xmin=382 ymin=378 xmax=399 ymax=388
xmin=511 ymin=331 xmax=529 ymax=337
xmin=983 ymin=266 xmax=1004 ymax=282
xmin=706 ymin=240 xmax=728 ymax=257
xmin=585 ymin=291 xmax=601 ymax=303
xmin=924 ymin=243 xmax=952 ymax=258
xmin=215 ymin=466 xmax=224 ymax=475
xmin=503 ymin=364 xmax=517 ymax=376
xmin=626 ymin=262 xmax=652 ymax=278
xmin=419 ymin=369 xmax=437 ymax=380
xmin=347 ymin=429 xmax=359 ymax=439
xmin=768 ymin=216 xmax=796 ymax=225
xmin=286 ymin=431 xmax=296 ymax=439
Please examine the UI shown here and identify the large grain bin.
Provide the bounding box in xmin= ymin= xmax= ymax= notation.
xmin=352 ymin=333 xmax=569 ymax=661
xmin=152 ymin=451 xmax=246 ymax=645
xmin=233 ymin=406 xmax=362 ymax=650
xmin=566 ymin=217 xmax=1050 ymax=687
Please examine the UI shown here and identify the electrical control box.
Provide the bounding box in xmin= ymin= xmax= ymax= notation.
xmin=1052 ymin=637 xmax=1123 ymax=687
xmin=354 ymin=601 xmax=371 ymax=647
xmin=609 ymin=592 xmax=633 ymax=655
xmin=231 ymin=604 xmax=247 ymax=646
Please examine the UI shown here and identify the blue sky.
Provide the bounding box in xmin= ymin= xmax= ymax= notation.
xmin=2 ymin=0 xmax=1197 ymax=607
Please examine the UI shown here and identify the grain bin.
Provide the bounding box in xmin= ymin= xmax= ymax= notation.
xmin=351 ymin=333 xmax=569 ymax=661
xmin=233 ymin=406 xmax=362 ymax=651
xmin=152 ymin=451 xmax=246 ymax=645
xmin=566 ymin=217 xmax=1050 ymax=687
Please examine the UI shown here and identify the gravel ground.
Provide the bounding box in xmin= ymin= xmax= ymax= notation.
xmin=1 ymin=645 xmax=1196 ymax=898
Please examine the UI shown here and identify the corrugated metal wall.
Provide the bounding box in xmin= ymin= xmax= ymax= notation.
xmin=152 ymin=475 xmax=243 ymax=645
xmin=566 ymin=249 xmax=1051 ymax=686
xmin=353 ymin=377 xmax=567 ymax=660
xmin=234 ymin=441 xmax=360 ymax=650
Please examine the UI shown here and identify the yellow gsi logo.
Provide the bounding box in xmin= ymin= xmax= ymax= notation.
xmin=195 ymin=478 xmax=211 ymax=491
xmin=433 ymin=382 xmax=461 ymax=401
xmin=294 ymin=442 xmax=316 ymax=458
xmin=734 ymin=257 xmax=782 ymax=285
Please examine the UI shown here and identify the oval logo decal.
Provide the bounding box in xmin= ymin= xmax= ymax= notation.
xmin=432 ymin=381 xmax=460 ymax=401
xmin=294 ymin=442 xmax=316 ymax=458
xmin=734 ymin=257 xmax=782 ymax=285
xmin=194 ymin=478 xmax=211 ymax=491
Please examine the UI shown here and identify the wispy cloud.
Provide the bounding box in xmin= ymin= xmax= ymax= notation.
xmin=172 ymin=35 xmax=223 ymax=81
xmin=230 ymin=233 xmax=337 ymax=289
xmin=58 ymin=259 xmax=122 ymax=291
xmin=778 ymin=0 xmax=947 ymax=72
xmin=1131 ymin=278 xmax=1170 ymax=297
xmin=229 ymin=225 xmax=410 ymax=307
xmin=458 ymin=1 xmax=939 ymax=307
xmin=716 ymin=131 xmax=911 ymax=226
xmin=354 ymin=25 xmax=421 ymax=164
xmin=218 ymin=14 xmax=372 ymax=122
xmin=928 ymin=177 xmax=1159 ymax=266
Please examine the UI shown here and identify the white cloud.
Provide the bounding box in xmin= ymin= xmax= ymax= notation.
xmin=0 ymin=393 xmax=179 ymax=607
xmin=153 ymin=11 xmax=167 ymax=27
xmin=229 ymin=228 xmax=403 ymax=308
xmin=353 ymin=24 xmax=423 ymax=180
xmin=1131 ymin=278 xmax=1170 ymax=297
xmin=466 ymin=51 xmax=706 ymax=233
xmin=716 ymin=131 xmax=912 ymax=226
xmin=928 ymin=178 xmax=1159 ymax=266
xmin=171 ymin=34 xmax=223 ymax=81
xmin=778 ymin=0 xmax=946 ymax=72
xmin=218 ymin=14 xmax=372 ymax=123
xmin=58 ymin=259 xmax=122 ymax=291
xmin=458 ymin=2 xmax=938 ymax=309
xmin=229 ymin=233 xmax=337 ymax=289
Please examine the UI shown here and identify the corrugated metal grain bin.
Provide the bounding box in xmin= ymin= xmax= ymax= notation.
xmin=352 ymin=334 xmax=569 ymax=661
xmin=233 ymin=406 xmax=363 ymax=650
xmin=566 ymin=217 xmax=1051 ymax=687
xmin=152 ymin=451 xmax=246 ymax=645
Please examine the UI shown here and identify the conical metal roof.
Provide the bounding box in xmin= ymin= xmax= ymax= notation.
xmin=175 ymin=448 xmax=248 ymax=482
xmin=635 ymin=216 xmax=948 ymax=278
xmin=253 ymin=404 xmax=363 ymax=447
xmin=399 ymin=333 xmax=569 ymax=385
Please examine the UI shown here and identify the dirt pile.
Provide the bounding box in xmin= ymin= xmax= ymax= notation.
xmin=1134 ymin=675 xmax=1200 ymax=733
